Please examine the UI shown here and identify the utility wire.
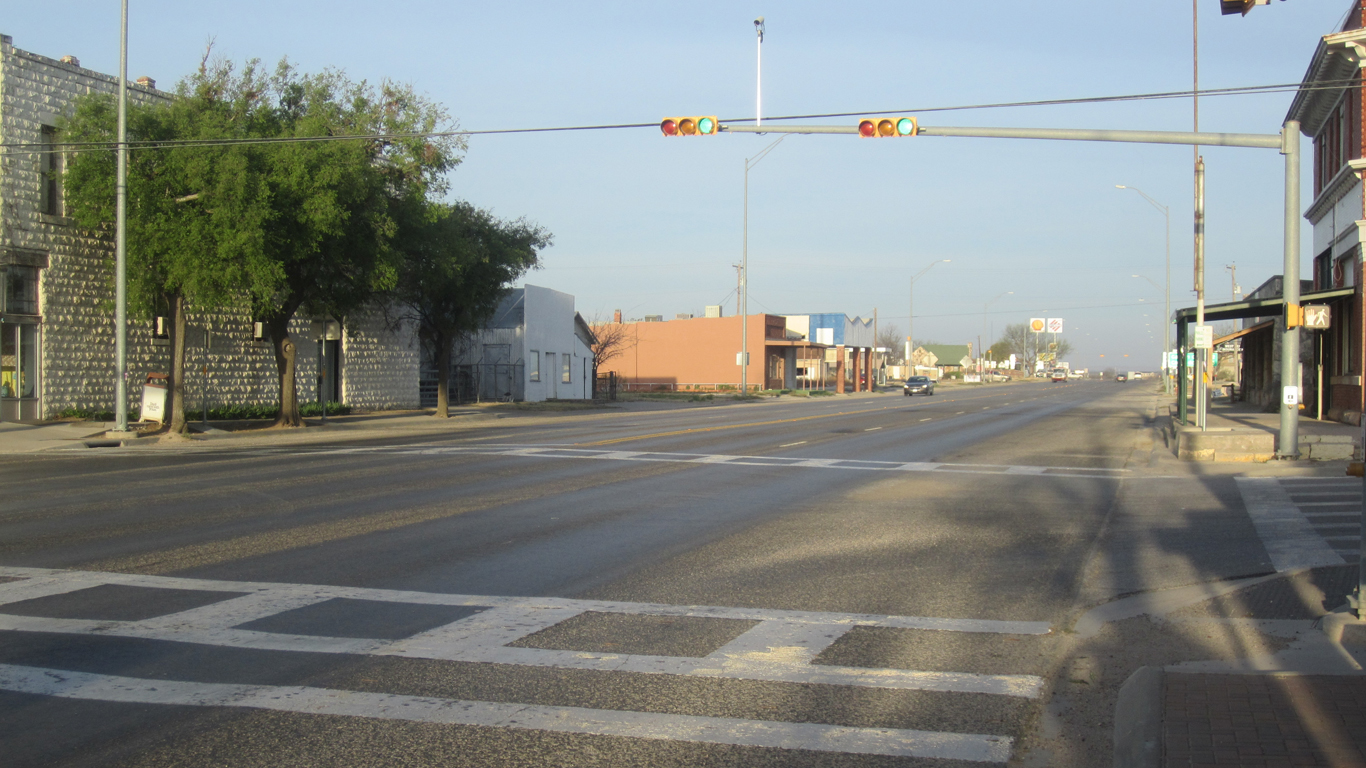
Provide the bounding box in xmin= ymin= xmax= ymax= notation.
xmin=0 ymin=79 xmax=1354 ymax=155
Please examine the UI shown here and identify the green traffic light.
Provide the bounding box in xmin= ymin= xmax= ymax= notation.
xmin=698 ymin=117 xmax=715 ymax=135
xmin=896 ymin=118 xmax=915 ymax=136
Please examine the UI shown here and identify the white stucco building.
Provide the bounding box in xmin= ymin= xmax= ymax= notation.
xmin=442 ymin=285 xmax=595 ymax=403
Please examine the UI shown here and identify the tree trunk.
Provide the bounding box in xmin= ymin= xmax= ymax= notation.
xmin=167 ymin=293 xmax=188 ymax=434
xmin=267 ymin=313 xmax=303 ymax=427
xmin=435 ymin=332 xmax=451 ymax=418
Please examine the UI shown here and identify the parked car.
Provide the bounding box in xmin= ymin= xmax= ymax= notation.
xmin=1049 ymin=369 xmax=1068 ymax=382
xmin=903 ymin=376 xmax=935 ymax=396
xmin=984 ymin=371 xmax=1010 ymax=382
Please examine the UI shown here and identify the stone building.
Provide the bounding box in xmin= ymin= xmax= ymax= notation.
xmin=0 ymin=34 xmax=423 ymax=421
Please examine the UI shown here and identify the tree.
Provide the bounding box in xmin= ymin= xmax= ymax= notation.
xmin=876 ymin=324 xmax=905 ymax=364
xmin=995 ymin=323 xmax=1074 ymax=373
xmin=589 ymin=315 xmax=636 ymax=373
xmin=61 ymin=55 xmax=463 ymax=429
xmin=61 ymin=57 xmax=278 ymax=434
xmin=250 ymin=62 xmax=464 ymax=426
xmin=389 ymin=201 xmax=549 ymax=417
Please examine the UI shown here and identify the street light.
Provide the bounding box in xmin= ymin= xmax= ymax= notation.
xmin=1116 ymin=185 xmax=1171 ymax=394
xmin=907 ymin=259 xmax=950 ymax=373
xmin=740 ymin=134 xmax=787 ymax=394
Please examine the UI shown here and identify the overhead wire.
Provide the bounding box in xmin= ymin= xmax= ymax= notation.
xmin=0 ymin=78 xmax=1356 ymax=156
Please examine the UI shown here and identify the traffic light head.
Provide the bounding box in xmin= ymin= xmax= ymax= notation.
xmin=661 ymin=116 xmax=719 ymax=136
xmin=858 ymin=117 xmax=917 ymax=138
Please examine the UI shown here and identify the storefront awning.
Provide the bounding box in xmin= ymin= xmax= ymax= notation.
xmin=1174 ymin=286 xmax=1353 ymax=324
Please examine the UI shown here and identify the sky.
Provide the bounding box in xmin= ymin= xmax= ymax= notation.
xmin=4 ymin=1 xmax=1354 ymax=370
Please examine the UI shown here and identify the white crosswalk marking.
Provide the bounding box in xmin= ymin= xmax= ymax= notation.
xmin=1237 ymin=477 xmax=1359 ymax=569
xmin=273 ymin=444 xmax=1135 ymax=480
xmin=0 ymin=567 xmax=1047 ymax=762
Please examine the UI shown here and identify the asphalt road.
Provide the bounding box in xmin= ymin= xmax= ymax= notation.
xmin=0 ymin=380 xmax=1294 ymax=766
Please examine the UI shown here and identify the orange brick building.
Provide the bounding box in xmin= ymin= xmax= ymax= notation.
xmin=594 ymin=313 xmax=876 ymax=393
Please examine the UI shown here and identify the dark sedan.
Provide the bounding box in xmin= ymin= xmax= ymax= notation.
xmin=903 ymin=376 xmax=935 ymax=396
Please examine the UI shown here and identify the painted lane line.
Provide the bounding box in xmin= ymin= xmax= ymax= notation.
xmin=919 ymin=418 xmax=933 ymax=422
xmin=956 ymin=412 xmax=966 ymax=415
xmin=0 ymin=664 xmax=1013 ymax=763
xmin=865 ymin=427 xmax=883 ymax=432
xmin=779 ymin=441 xmax=807 ymax=447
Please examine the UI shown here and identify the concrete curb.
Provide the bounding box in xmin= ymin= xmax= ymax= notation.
xmin=1113 ymin=666 xmax=1163 ymax=768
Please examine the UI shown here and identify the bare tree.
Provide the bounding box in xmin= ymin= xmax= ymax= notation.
xmin=589 ymin=314 xmax=636 ymax=375
xmin=876 ymin=323 xmax=905 ymax=364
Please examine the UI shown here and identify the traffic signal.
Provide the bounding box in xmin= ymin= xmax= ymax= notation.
xmin=661 ymin=116 xmax=719 ymax=137
xmin=858 ymin=117 xmax=917 ymax=138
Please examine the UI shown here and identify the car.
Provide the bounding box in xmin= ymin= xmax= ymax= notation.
xmin=903 ymin=376 xmax=935 ymax=396
xmin=1116 ymin=374 xmax=1127 ymax=382
xmin=1049 ymin=369 xmax=1068 ymax=382
xmin=985 ymin=371 xmax=1010 ymax=382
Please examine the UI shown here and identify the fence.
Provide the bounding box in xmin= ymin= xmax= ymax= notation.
xmin=420 ymin=363 xmax=523 ymax=407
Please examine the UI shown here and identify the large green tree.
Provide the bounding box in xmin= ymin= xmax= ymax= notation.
xmin=250 ymin=62 xmax=463 ymax=426
xmin=389 ymin=201 xmax=550 ymax=417
xmin=63 ymin=56 xmax=463 ymax=429
xmin=61 ymin=58 xmax=277 ymax=434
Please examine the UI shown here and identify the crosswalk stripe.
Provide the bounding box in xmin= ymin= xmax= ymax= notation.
xmin=0 ymin=567 xmax=1048 ymax=700
xmin=0 ymin=663 xmax=1014 ymax=762
xmin=304 ymin=445 xmax=1134 ymax=481
xmin=1235 ymin=478 xmax=1345 ymax=571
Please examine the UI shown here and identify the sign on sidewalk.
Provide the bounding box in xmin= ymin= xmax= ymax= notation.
xmin=1046 ymin=318 xmax=1063 ymax=334
xmin=1194 ymin=325 xmax=1213 ymax=349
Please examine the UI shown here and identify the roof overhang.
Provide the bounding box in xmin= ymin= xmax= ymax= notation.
xmin=1214 ymin=319 xmax=1274 ymax=345
xmin=1174 ymin=286 xmax=1354 ymax=323
xmin=1286 ymin=28 xmax=1366 ymax=135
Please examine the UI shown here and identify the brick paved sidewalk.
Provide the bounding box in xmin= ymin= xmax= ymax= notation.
xmin=1163 ymin=672 xmax=1366 ymax=767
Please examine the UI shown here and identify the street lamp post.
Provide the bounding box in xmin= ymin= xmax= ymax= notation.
xmin=741 ymin=135 xmax=787 ymax=394
xmin=1116 ymin=185 xmax=1172 ymax=395
xmin=907 ymin=259 xmax=950 ymax=376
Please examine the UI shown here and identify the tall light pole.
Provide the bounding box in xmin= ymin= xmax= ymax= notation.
xmin=113 ymin=0 xmax=130 ymax=433
xmin=906 ymin=259 xmax=950 ymax=375
xmin=741 ymin=134 xmax=787 ymax=394
xmin=754 ymin=17 xmax=764 ymax=128
xmin=1116 ymin=185 xmax=1172 ymax=394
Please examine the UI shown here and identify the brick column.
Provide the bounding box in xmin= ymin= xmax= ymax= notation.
xmin=863 ymin=347 xmax=873 ymax=392
xmin=835 ymin=345 xmax=846 ymax=393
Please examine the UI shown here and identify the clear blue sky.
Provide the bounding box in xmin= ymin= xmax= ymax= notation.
xmin=5 ymin=1 xmax=1352 ymax=370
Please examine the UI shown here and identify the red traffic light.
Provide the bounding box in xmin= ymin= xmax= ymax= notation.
xmin=661 ymin=119 xmax=678 ymax=136
xmin=858 ymin=120 xmax=876 ymax=137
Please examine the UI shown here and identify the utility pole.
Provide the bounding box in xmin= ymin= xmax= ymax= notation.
xmin=113 ymin=0 xmax=130 ymax=433
xmin=1196 ymin=157 xmax=1207 ymax=430
xmin=1226 ymin=262 xmax=1240 ymax=300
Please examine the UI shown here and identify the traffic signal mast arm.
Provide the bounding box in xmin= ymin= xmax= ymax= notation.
xmin=714 ymin=122 xmax=1282 ymax=149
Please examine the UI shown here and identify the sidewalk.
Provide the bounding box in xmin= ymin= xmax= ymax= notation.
xmin=1166 ymin=396 xmax=1361 ymax=462
xmin=0 ymin=391 xmax=839 ymax=454
xmin=1108 ymin=567 xmax=1366 ymax=768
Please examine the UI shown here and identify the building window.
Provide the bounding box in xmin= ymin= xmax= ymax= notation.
xmin=2 ymin=267 xmax=39 ymax=315
xmin=561 ymin=354 xmax=572 ymax=384
xmin=529 ymin=350 xmax=540 ymax=381
xmin=40 ymin=126 xmax=63 ymax=216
